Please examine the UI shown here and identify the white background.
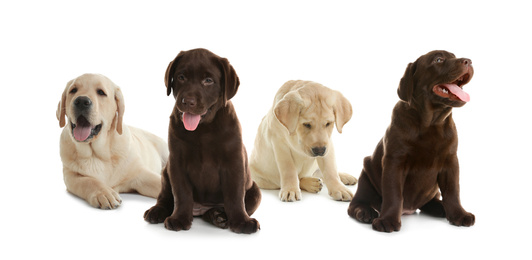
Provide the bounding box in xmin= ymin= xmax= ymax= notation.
xmin=1 ymin=0 xmax=530 ymax=259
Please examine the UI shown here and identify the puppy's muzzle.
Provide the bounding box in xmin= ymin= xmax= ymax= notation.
xmin=74 ymin=96 xmax=92 ymax=114
xmin=311 ymin=146 xmax=327 ymax=157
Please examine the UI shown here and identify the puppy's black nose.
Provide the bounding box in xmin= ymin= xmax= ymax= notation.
xmin=74 ymin=96 xmax=92 ymax=109
xmin=311 ymin=147 xmax=326 ymax=157
xmin=182 ymin=97 xmax=196 ymax=108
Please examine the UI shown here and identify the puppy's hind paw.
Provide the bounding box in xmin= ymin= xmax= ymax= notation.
xmin=230 ymin=218 xmax=260 ymax=234
xmin=299 ymin=177 xmax=323 ymax=193
xmin=144 ymin=205 xmax=172 ymax=224
xmin=348 ymin=204 xmax=378 ymax=224
xmin=339 ymin=172 xmax=358 ymax=186
xmin=202 ymin=208 xmax=228 ymax=229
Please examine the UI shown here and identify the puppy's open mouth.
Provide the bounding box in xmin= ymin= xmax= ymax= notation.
xmin=70 ymin=116 xmax=102 ymax=142
xmin=181 ymin=110 xmax=209 ymax=131
xmin=433 ymin=71 xmax=471 ymax=102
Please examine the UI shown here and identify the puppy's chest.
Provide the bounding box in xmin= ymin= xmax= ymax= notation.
xmin=406 ymin=128 xmax=456 ymax=168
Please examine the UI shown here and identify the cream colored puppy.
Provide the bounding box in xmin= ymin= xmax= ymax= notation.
xmin=250 ymin=80 xmax=357 ymax=202
xmin=57 ymin=73 xmax=168 ymax=209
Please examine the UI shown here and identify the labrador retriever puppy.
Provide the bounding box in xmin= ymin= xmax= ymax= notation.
xmin=250 ymin=80 xmax=357 ymax=202
xmin=347 ymin=50 xmax=476 ymax=232
xmin=144 ymin=48 xmax=261 ymax=234
xmin=57 ymin=73 xmax=168 ymax=209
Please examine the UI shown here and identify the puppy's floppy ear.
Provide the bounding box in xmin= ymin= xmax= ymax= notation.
xmin=114 ymin=87 xmax=125 ymax=135
xmin=274 ymin=91 xmax=304 ymax=135
xmin=56 ymin=79 xmax=74 ymax=128
xmin=164 ymin=51 xmax=185 ymax=96
xmin=397 ymin=61 xmax=417 ymax=105
xmin=218 ymin=57 xmax=240 ymax=104
xmin=332 ymin=91 xmax=352 ymax=133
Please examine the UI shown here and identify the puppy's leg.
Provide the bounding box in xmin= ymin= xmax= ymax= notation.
xmin=63 ymin=170 xmax=122 ymax=209
xmin=244 ymin=181 xmax=262 ymax=216
xmin=144 ymin=165 xmax=173 ymax=224
xmin=120 ymin=168 xmax=161 ymax=198
xmin=438 ymin=156 xmax=475 ymax=227
xmin=348 ymin=169 xmax=380 ymax=223
xmin=372 ymin=157 xmax=405 ymax=232
xmin=273 ymin=142 xmax=301 ymax=202
xmin=316 ymin=145 xmax=353 ymax=201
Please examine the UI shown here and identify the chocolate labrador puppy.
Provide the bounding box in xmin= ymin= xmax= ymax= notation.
xmin=144 ymin=48 xmax=261 ymax=234
xmin=347 ymin=50 xmax=475 ymax=232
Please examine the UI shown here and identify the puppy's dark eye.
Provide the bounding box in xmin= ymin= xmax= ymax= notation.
xmin=203 ymin=78 xmax=214 ymax=85
xmin=69 ymin=88 xmax=78 ymax=94
xmin=303 ymin=123 xmax=312 ymax=129
xmin=325 ymin=122 xmax=332 ymax=127
xmin=435 ymin=57 xmax=444 ymax=63
xmin=97 ymin=89 xmax=107 ymax=96
xmin=177 ymin=74 xmax=186 ymax=81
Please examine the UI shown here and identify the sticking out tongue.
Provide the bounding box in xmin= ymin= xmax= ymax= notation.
xmin=441 ymin=83 xmax=470 ymax=102
xmin=183 ymin=112 xmax=201 ymax=131
xmin=73 ymin=116 xmax=92 ymax=141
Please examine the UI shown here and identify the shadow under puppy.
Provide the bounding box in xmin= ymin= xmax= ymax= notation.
xmin=250 ymin=80 xmax=357 ymax=202
xmin=144 ymin=48 xmax=261 ymax=234
xmin=57 ymin=74 xmax=168 ymax=209
xmin=347 ymin=50 xmax=475 ymax=232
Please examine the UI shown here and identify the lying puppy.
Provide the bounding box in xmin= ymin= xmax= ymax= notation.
xmin=57 ymin=73 xmax=168 ymax=209
xmin=347 ymin=50 xmax=476 ymax=232
xmin=144 ymin=48 xmax=261 ymax=234
xmin=250 ymin=80 xmax=357 ymax=202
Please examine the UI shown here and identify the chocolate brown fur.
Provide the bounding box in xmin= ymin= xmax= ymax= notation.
xmin=144 ymin=48 xmax=260 ymax=234
xmin=348 ymin=50 xmax=475 ymax=232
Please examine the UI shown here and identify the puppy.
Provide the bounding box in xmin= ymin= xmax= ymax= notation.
xmin=347 ymin=50 xmax=476 ymax=232
xmin=144 ymin=48 xmax=261 ymax=234
xmin=57 ymin=74 xmax=168 ymax=209
xmin=250 ymin=80 xmax=357 ymax=202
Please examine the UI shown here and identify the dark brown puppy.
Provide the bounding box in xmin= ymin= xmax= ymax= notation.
xmin=144 ymin=48 xmax=261 ymax=234
xmin=347 ymin=50 xmax=475 ymax=232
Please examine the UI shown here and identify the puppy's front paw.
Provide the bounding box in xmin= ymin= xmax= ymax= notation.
xmin=299 ymin=177 xmax=323 ymax=193
xmin=448 ymin=212 xmax=475 ymax=227
xmin=372 ymin=217 xmax=401 ymax=233
xmin=279 ymin=188 xmax=301 ymax=202
xmin=230 ymin=218 xmax=260 ymax=234
xmin=328 ymin=185 xmax=353 ymax=201
xmin=144 ymin=205 xmax=172 ymax=224
xmin=339 ymin=172 xmax=358 ymax=186
xmin=88 ymin=187 xmax=122 ymax=209
xmin=164 ymin=215 xmax=192 ymax=231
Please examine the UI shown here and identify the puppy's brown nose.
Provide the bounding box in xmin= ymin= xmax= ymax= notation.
xmin=462 ymin=59 xmax=472 ymax=66
xmin=182 ymin=97 xmax=196 ymax=108
xmin=311 ymin=147 xmax=326 ymax=157
xmin=74 ymin=96 xmax=92 ymax=109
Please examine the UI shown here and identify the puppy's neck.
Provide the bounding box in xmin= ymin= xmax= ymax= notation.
xmin=420 ymin=103 xmax=453 ymax=127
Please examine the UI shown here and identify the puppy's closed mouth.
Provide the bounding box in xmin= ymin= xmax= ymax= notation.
xmin=71 ymin=116 xmax=102 ymax=142
xmin=433 ymin=72 xmax=471 ymax=102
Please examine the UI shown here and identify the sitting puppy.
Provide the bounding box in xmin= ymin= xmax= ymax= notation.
xmin=144 ymin=48 xmax=261 ymax=234
xmin=57 ymin=74 xmax=168 ymax=209
xmin=347 ymin=50 xmax=476 ymax=232
xmin=250 ymin=80 xmax=357 ymax=202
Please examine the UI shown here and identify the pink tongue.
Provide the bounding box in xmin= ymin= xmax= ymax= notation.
xmin=73 ymin=126 xmax=92 ymax=141
xmin=183 ymin=113 xmax=201 ymax=131
xmin=442 ymin=83 xmax=470 ymax=102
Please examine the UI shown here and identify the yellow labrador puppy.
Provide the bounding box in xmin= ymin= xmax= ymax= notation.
xmin=250 ymin=80 xmax=357 ymax=202
xmin=56 ymin=74 xmax=168 ymax=209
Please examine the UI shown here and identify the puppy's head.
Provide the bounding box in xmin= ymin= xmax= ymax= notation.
xmin=56 ymin=74 xmax=124 ymax=142
xmin=398 ymin=50 xmax=474 ymax=108
xmin=274 ymin=81 xmax=352 ymax=157
xmin=164 ymin=48 xmax=239 ymax=131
